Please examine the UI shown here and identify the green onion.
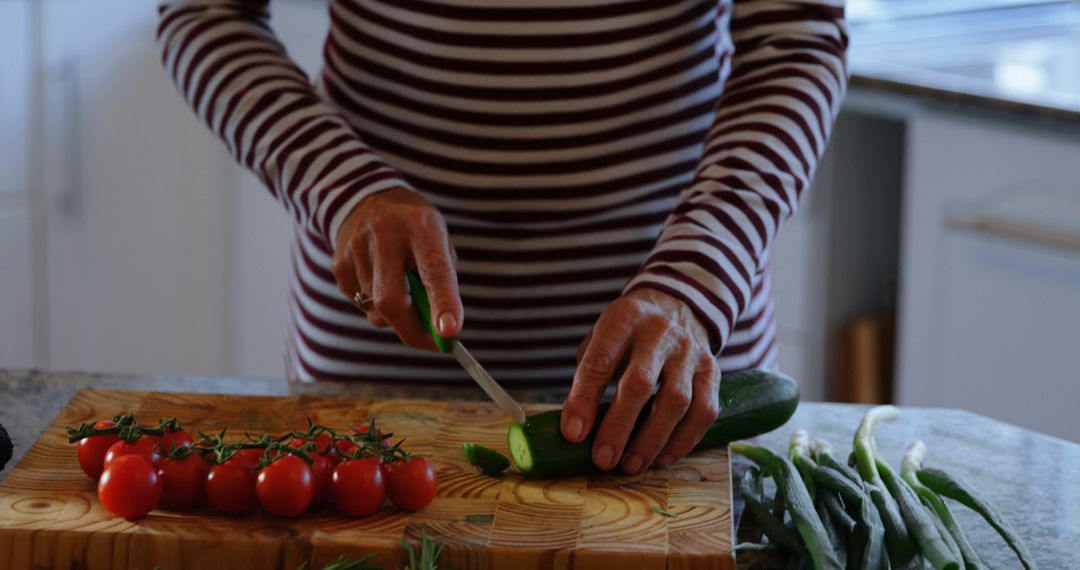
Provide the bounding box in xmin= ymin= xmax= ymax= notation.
xmin=739 ymin=467 xmax=806 ymax=555
xmin=877 ymin=458 xmax=961 ymax=570
xmin=811 ymin=439 xmax=861 ymax=484
xmin=793 ymin=432 xmax=849 ymax=566
xmin=815 ymin=490 xmax=848 ymax=568
xmin=821 ymin=491 xmax=856 ymax=532
xmin=810 ymin=463 xmax=887 ymax=570
xmin=732 ymin=542 xmax=782 ymax=554
xmin=731 ymin=442 xmax=843 ymax=570
xmin=903 ymin=442 xmax=984 ymax=570
xmin=854 ymin=406 xmax=919 ymax=567
xmin=917 ymin=467 xmax=1038 ymax=570
xmin=789 ymin=430 xmax=818 ymax=497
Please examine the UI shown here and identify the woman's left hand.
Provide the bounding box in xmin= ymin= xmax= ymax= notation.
xmin=560 ymin=288 xmax=720 ymax=474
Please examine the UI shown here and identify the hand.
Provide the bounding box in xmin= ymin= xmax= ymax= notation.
xmin=331 ymin=188 xmax=463 ymax=350
xmin=560 ymin=288 xmax=720 ymax=474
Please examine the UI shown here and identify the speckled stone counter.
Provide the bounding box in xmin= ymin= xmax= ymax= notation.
xmin=2 ymin=369 xmax=1077 ymax=569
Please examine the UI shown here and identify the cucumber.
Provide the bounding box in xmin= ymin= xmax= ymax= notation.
xmin=461 ymin=443 xmax=511 ymax=476
xmin=508 ymin=368 xmax=799 ymax=477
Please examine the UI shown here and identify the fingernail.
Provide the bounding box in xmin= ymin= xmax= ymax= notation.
xmin=656 ymin=454 xmax=674 ymax=467
xmin=623 ymin=454 xmax=643 ymax=474
xmin=565 ymin=416 xmax=584 ymax=441
xmin=595 ymin=444 xmax=615 ymax=469
xmin=437 ymin=312 xmax=457 ymax=336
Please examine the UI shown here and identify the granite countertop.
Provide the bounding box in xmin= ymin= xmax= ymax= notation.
xmin=2 ymin=369 xmax=1077 ymax=569
xmin=849 ymin=1 xmax=1080 ymax=121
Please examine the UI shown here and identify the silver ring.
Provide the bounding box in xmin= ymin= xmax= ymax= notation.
xmin=353 ymin=291 xmax=372 ymax=310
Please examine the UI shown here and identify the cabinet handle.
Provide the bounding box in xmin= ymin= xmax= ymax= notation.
xmin=947 ymin=212 xmax=1080 ymax=255
xmin=51 ymin=59 xmax=82 ymax=220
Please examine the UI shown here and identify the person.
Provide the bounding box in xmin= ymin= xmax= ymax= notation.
xmin=157 ymin=0 xmax=847 ymax=474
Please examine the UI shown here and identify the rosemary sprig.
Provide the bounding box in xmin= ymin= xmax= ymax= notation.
xmin=402 ymin=531 xmax=444 ymax=570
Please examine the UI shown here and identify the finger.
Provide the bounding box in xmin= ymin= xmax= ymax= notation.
xmin=576 ymin=329 xmax=594 ymax=363
xmin=410 ymin=218 xmax=462 ymax=338
xmin=368 ymin=312 xmax=389 ymax=328
xmin=449 ymin=236 xmax=460 ymax=266
xmin=351 ymin=235 xmax=388 ymax=326
xmin=655 ymin=354 xmax=721 ymax=467
xmin=371 ymin=236 xmax=437 ymax=351
xmin=591 ymin=327 xmax=668 ymax=471
xmin=561 ymin=310 xmax=633 ymax=444
xmin=330 ymin=240 xmax=363 ymax=306
xmin=620 ymin=339 xmax=693 ymax=474
xmin=352 ymin=236 xmax=373 ymax=300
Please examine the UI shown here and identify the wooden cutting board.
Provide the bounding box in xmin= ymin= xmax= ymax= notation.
xmin=0 ymin=389 xmax=733 ymax=570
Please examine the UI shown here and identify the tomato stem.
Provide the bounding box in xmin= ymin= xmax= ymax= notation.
xmin=65 ymin=414 xmax=178 ymax=443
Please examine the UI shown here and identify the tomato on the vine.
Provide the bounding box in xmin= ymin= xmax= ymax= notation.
xmin=229 ymin=447 xmax=264 ymax=471
xmin=206 ymin=459 xmax=258 ymax=516
xmin=308 ymin=452 xmax=335 ymax=509
xmin=385 ymin=457 xmax=436 ymax=511
xmin=77 ymin=420 xmax=120 ymax=480
xmin=104 ymin=436 xmax=163 ymax=469
xmin=354 ymin=424 xmax=391 ymax=448
xmin=331 ymin=458 xmax=385 ymax=517
xmin=289 ymin=432 xmax=333 ymax=455
xmin=256 ymin=454 xmax=313 ymax=517
xmin=158 ymin=453 xmax=210 ymax=510
xmin=333 ymin=439 xmax=359 ymax=460
xmin=158 ymin=428 xmax=193 ymax=455
xmin=98 ymin=455 xmax=162 ymax=520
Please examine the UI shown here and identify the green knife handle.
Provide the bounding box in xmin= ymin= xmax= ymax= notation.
xmin=406 ymin=270 xmax=453 ymax=353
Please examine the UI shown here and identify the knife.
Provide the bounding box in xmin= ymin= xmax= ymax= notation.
xmin=406 ymin=270 xmax=527 ymax=424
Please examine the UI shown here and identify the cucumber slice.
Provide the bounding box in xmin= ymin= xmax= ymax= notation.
xmin=461 ymin=442 xmax=511 ymax=476
xmin=508 ymin=368 xmax=799 ymax=477
xmin=507 ymin=425 xmax=532 ymax=473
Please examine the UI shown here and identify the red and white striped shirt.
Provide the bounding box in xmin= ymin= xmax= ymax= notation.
xmin=157 ymin=0 xmax=848 ymax=384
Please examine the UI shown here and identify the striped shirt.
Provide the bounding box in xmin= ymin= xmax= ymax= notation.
xmin=157 ymin=0 xmax=848 ymax=384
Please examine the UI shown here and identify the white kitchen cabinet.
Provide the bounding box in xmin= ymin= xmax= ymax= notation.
xmin=37 ymin=0 xmax=232 ymax=375
xmin=0 ymin=203 xmax=36 ymax=369
xmin=9 ymin=0 xmax=348 ymax=380
xmin=0 ymin=1 xmax=38 ymax=368
xmin=897 ymin=110 xmax=1080 ymax=442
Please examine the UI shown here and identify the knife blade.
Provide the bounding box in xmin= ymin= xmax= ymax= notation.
xmin=405 ymin=270 xmax=527 ymax=424
xmin=450 ymin=340 xmax=526 ymax=424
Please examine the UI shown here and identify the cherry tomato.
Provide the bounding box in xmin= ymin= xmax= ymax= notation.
xmin=333 ymin=439 xmax=360 ymax=460
xmin=158 ymin=453 xmax=210 ymax=510
xmin=229 ymin=447 xmax=264 ymax=471
xmin=288 ymin=432 xmax=333 ymax=455
xmin=104 ymin=436 xmax=162 ymax=469
xmin=385 ymin=457 xmax=436 ymax=511
xmin=206 ymin=461 xmax=258 ymax=515
xmin=158 ymin=428 xmax=193 ymax=455
xmin=76 ymin=420 xmax=120 ymax=480
xmin=308 ymin=452 xmax=335 ymax=509
xmin=98 ymin=455 xmax=162 ymax=520
xmin=332 ymin=458 xmax=386 ymax=517
xmin=256 ymin=455 xmax=313 ymax=517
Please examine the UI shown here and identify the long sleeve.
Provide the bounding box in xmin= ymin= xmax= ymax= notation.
xmin=624 ymin=0 xmax=848 ymax=353
xmin=156 ymin=0 xmax=409 ymax=248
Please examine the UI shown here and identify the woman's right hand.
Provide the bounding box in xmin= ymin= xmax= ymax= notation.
xmin=331 ymin=188 xmax=463 ymax=350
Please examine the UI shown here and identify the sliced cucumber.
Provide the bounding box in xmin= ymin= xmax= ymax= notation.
xmin=508 ymin=368 xmax=799 ymax=477
xmin=461 ymin=442 xmax=511 ymax=476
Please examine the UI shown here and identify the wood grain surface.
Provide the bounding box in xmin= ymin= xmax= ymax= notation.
xmin=0 ymin=389 xmax=733 ymax=570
